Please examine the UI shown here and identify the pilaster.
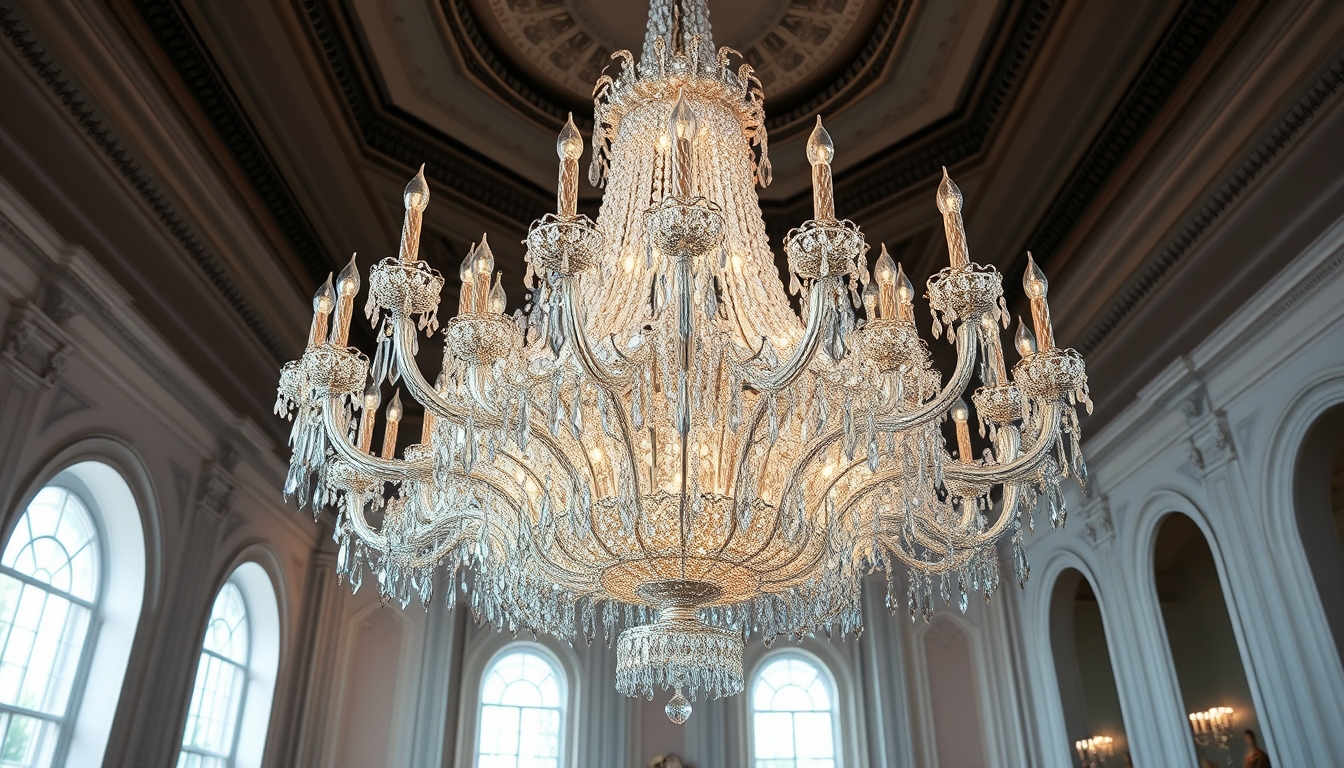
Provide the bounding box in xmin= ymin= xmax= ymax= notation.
xmin=0 ymin=301 xmax=70 ymax=514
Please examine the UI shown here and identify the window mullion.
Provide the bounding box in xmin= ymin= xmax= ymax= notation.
xmin=0 ymin=566 xmax=95 ymax=608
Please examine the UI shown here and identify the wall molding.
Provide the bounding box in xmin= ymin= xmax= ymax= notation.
xmin=0 ymin=2 xmax=289 ymax=364
xmin=1078 ymin=46 xmax=1344 ymax=357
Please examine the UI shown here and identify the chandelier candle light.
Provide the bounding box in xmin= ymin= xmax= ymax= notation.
xmin=275 ymin=0 xmax=1091 ymax=722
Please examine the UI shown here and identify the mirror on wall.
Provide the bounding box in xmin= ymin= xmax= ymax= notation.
xmin=1153 ymin=514 xmax=1260 ymax=767
xmin=1049 ymin=568 xmax=1129 ymax=766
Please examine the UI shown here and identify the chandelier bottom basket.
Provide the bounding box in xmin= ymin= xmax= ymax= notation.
xmin=616 ymin=581 xmax=745 ymax=721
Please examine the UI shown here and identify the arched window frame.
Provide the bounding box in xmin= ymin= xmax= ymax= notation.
xmin=470 ymin=642 xmax=569 ymax=768
xmin=177 ymin=560 xmax=280 ymax=768
xmin=745 ymin=648 xmax=844 ymax=768
xmin=0 ymin=454 xmax=149 ymax=768
xmin=0 ymin=478 xmax=103 ymax=767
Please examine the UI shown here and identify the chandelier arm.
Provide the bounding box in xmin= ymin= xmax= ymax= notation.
xmin=772 ymin=323 xmax=980 ymax=510
xmin=873 ymin=322 xmax=979 ymax=431
xmin=742 ymin=275 xmax=837 ymax=393
xmin=941 ymin=401 xmax=1062 ymax=483
xmin=321 ymin=396 xmax=430 ymax=481
xmin=390 ymin=318 xmax=596 ymax=505
xmin=869 ymin=482 xmax=1028 ymax=572
xmin=554 ymin=276 xmax=648 ymax=511
xmin=391 ymin=315 xmax=502 ymax=428
xmin=342 ymin=493 xmax=387 ymax=551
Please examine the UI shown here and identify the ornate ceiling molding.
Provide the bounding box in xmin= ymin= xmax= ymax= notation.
xmin=132 ymin=0 xmax=333 ymax=287
xmin=760 ymin=0 xmax=1058 ymax=237
xmin=0 ymin=2 xmax=290 ymax=364
xmin=1016 ymin=0 xmax=1238 ymax=274
xmin=1077 ymin=47 xmax=1344 ymax=357
xmin=441 ymin=0 xmax=914 ymax=141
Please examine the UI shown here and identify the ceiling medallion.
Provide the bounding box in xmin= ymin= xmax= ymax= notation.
xmin=443 ymin=0 xmax=909 ymax=137
xmin=278 ymin=0 xmax=1090 ymax=721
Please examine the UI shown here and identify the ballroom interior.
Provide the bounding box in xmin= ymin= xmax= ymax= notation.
xmin=0 ymin=0 xmax=1342 ymax=766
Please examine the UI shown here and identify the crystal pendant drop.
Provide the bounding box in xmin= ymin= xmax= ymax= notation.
xmin=665 ymin=689 xmax=692 ymax=724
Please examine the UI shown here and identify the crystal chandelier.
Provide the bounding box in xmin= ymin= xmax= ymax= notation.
xmin=275 ymin=0 xmax=1090 ymax=720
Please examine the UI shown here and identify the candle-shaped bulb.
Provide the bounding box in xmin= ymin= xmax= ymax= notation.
xmin=337 ymin=254 xmax=360 ymax=296
xmin=1023 ymin=252 xmax=1049 ymax=298
xmin=460 ymin=245 xmax=476 ymax=283
xmin=874 ymin=244 xmax=896 ymax=286
xmin=404 ymin=164 xmax=429 ymax=211
xmin=950 ymin=397 xmax=969 ymax=422
xmin=861 ymin=281 xmax=879 ymax=318
xmin=670 ymin=90 xmax=698 ymax=140
xmin=556 ymin=114 xmax=582 ymax=217
xmin=330 ymin=254 xmax=361 ymax=346
xmin=309 ymin=273 xmax=335 ymax=346
xmin=487 ymin=274 xmax=507 ymax=314
xmin=313 ymin=273 xmax=335 ymax=314
xmin=895 ymin=263 xmax=914 ymax=304
xmin=386 ymin=388 xmax=403 ymax=423
xmin=936 ymin=167 xmax=963 ymax=215
xmin=363 ymin=380 xmax=381 ymax=411
xmin=806 ymin=116 xmax=834 ymax=166
xmin=474 ymin=234 xmax=495 ymax=276
xmin=557 ymin=113 xmax=583 ymax=160
xmin=1015 ymin=316 xmax=1037 ymax=356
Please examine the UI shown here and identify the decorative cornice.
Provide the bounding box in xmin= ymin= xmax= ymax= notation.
xmin=1078 ymin=46 xmax=1344 ymax=356
xmin=0 ymin=3 xmax=289 ymax=364
xmin=438 ymin=0 xmax=593 ymax=131
xmin=761 ymin=0 xmax=1059 ymax=232
xmin=439 ymin=0 xmax=915 ymax=142
xmin=132 ymin=0 xmax=334 ymax=287
xmin=1018 ymin=0 xmax=1237 ymax=272
xmin=298 ymin=0 xmax=552 ymax=228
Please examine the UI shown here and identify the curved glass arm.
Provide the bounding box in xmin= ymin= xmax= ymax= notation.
xmin=773 ymin=321 xmax=980 ymax=506
xmin=320 ymin=395 xmax=430 ymax=481
xmin=742 ymin=275 xmax=838 ymax=393
xmin=941 ymin=401 xmax=1061 ymax=483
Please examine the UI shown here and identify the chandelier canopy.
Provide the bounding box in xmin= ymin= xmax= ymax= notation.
xmin=276 ymin=0 xmax=1090 ymax=721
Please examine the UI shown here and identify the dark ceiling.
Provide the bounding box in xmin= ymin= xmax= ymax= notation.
xmin=11 ymin=0 xmax=1341 ymax=451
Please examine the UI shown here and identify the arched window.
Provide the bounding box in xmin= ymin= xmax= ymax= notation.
xmin=0 ymin=485 xmax=100 ymax=767
xmin=178 ymin=563 xmax=279 ymax=768
xmin=475 ymin=646 xmax=565 ymax=768
xmin=750 ymin=652 xmax=839 ymax=768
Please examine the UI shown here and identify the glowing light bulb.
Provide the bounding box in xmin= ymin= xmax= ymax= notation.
xmin=950 ymin=397 xmax=969 ymax=423
xmin=403 ymin=164 xmax=429 ymax=211
xmin=1023 ymin=252 xmax=1049 ymax=298
xmin=557 ymin=113 xmax=583 ymax=160
xmin=386 ymin=389 xmax=403 ymax=422
xmin=337 ymin=253 xmax=360 ymax=295
xmin=363 ymin=381 xmax=381 ymax=411
xmin=459 ymin=247 xmax=475 ymax=283
xmin=487 ymin=277 xmax=507 ymax=314
xmin=895 ymin=263 xmax=914 ymax=303
xmin=936 ymin=167 xmax=963 ymax=215
xmin=874 ymin=245 xmax=896 ymax=286
xmin=313 ymin=274 xmax=335 ymax=313
xmin=669 ymin=90 xmax=698 ymax=140
xmin=861 ymin=282 xmax=878 ymax=317
xmin=474 ymin=234 xmax=495 ymax=276
xmin=806 ymin=116 xmax=834 ymax=166
xmin=1015 ymin=317 xmax=1038 ymax=356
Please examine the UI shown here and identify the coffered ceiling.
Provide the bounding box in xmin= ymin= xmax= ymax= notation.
xmin=6 ymin=0 xmax=1344 ymax=450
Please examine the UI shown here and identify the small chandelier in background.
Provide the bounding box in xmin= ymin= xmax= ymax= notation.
xmin=275 ymin=0 xmax=1091 ymax=721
